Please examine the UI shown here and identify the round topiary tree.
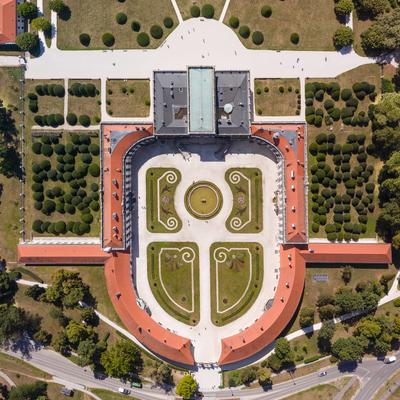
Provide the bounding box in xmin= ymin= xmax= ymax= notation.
xmin=80 ymin=153 xmax=93 ymax=164
xmin=41 ymin=144 xmax=53 ymax=157
xmin=201 ymin=4 xmax=215 ymax=18
xmin=79 ymin=115 xmax=91 ymax=127
xmin=89 ymin=164 xmax=100 ymax=177
xmin=32 ymin=219 xmax=44 ymax=233
xmin=252 ymin=31 xmax=264 ymax=45
xmin=333 ymin=26 xmax=354 ymax=49
xmin=81 ymin=213 xmax=93 ymax=224
xmin=334 ymin=0 xmax=354 ymax=18
xmin=32 ymin=142 xmax=42 ymax=155
xmin=55 ymin=221 xmax=66 ymax=234
xmin=79 ymin=33 xmax=91 ymax=47
xmin=88 ymin=143 xmax=100 ymax=156
xmin=102 ymin=33 xmax=115 ymax=47
xmin=239 ymin=25 xmax=250 ymax=39
xmin=137 ymin=32 xmax=150 ymax=47
xmin=150 ymin=25 xmax=163 ymax=39
xmin=16 ymin=32 xmax=39 ymax=51
xmin=229 ymin=16 xmax=240 ymax=29
xmin=115 ymin=12 xmax=127 ymax=25
xmin=163 ymin=17 xmax=174 ymax=29
xmin=66 ymin=113 xmax=77 ymax=126
xmin=290 ymin=32 xmax=299 ymax=45
xmin=261 ymin=5 xmax=272 ymax=17
xmin=190 ymin=5 xmax=200 ymax=17
xmin=131 ymin=20 xmax=141 ymax=32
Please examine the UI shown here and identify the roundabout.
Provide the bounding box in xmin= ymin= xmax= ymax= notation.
xmin=184 ymin=181 xmax=223 ymax=220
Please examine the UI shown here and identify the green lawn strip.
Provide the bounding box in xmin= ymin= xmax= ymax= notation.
xmin=42 ymin=0 xmax=52 ymax=48
xmin=56 ymin=0 xmax=178 ymax=50
xmin=27 ymin=265 xmax=123 ymax=326
xmin=92 ymin=389 xmax=139 ymax=400
xmin=279 ymin=381 xmax=343 ymax=400
xmin=224 ymin=0 xmax=342 ymax=50
xmin=254 ymin=79 xmax=301 ymax=116
xmin=146 ymin=168 xmax=182 ymax=233
xmin=287 ymin=263 xmax=397 ymax=334
xmin=0 ymin=353 xmax=51 ymax=379
xmin=147 ymin=242 xmax=200 ymax=326
xmin=28 ymin=131 xmax=100 ymax=237
xmin=106 ymin=79 xmax=150 ymax=118
xmin=210 ymin=242 xmax=263 ymax=326
xmin=68 ymin=80 xmax=101 ymax=125
xmin=176 ymin=0 xmax=225 ymax=20
xmin=225 ymin=168 xmax=263 ymax=234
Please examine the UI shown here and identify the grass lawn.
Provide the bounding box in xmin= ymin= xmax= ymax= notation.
xmin=176 ymin=0 xmax=225 ymax=20
xmin=306 ymin=64 xmax=382 ymax=239
xmin=146 ymin=168 xmax=182 ymax=233
xmin=57 ymin=0 xmax=178 ymax=50
xmin=280 ymin=379 xmax=348 ymax=400
xmin=0 ymin=353 xmax=50 ymax=379
xmin=342 ymin=378 xmax=360 ymax=400
xmin=25 ymin=265 xmax=123 ymax=325
xmin=0 ymin=68 xmax=23 ymax=261
xmin=254 ymin=79 xmax=300 ymax=116
xmin=26 ymin=131 xmax=101 ymax=237
xmin=210 ymin=242 xmax=263 ymax=326
xmin=147 ymin=242 xmax=200 ymax=325
xmin=224 ymin=0 xmax=342 ymax=50
xmin=106 ymin=80 xmax=150 ymax=118
xmin=288 ymin=263 xmax=397 ymax=333
xmin=352 ymin=13 xmax=373 ymax=57
xmin=92 ymin=389 xmax=139 ymax=400
xmin=225 ymin=168 xmax=263 ymax=234
xmin=68 ymin=80 xmax=101 ymax=125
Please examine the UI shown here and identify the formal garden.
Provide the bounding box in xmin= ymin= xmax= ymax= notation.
xmin=147 ymin=242 xmax=200 ymax=325
xmin=224 ymin=0 xmax=343 ymax=49
xmin=225 ymin=168 xmax=263 ymax=233
xmin=146 ymin=167 xmax=182 ymax=233
xmin=176 ymin=1 xmax=224 ymax=20
xmin=106 ymin=79 xmax=150 ymax=118
xmin=210 ymin=242 xmax=263 ymax=326
xmin=29 ymin=132 xmax=101 ymax=236
xmin=67 ymin=80 xmax=101 ymax=127
xmin=254 ymin=78 xmax=300 ymax=116
xmin=56 ymin=0 xmax=178 ymax=49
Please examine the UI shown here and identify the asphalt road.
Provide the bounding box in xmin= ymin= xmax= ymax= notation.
xmin=3 ymin=347 xmax=400 ymax=400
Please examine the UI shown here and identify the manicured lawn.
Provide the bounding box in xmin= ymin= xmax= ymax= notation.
xmin=92 ymin=389 xmax=139 ymax=400
xmin=352 ymin=14 xmax=373 ymax=57
xmin=106 ymin=80 xmax=150 ymax=118
xmin=57 ymin=0 xmax=178 ymax=50
xmin=146 ymin=168 xmax=182 ymax=233
xmin=210 ymin=242 xmax=263 ymax=326
xmin=288 ymin=263 xmax=397 ymax=333
xmin=68 ymin=80 xmax=101 ymax=126
xmin=176 ymin=0 xmax=225 ymax=20
xmin=0 ymin=67 xmax=21 ymax=109
xmin=26 ymin=132 xmax=101 ymax=237
xmin=254 ymin=79 xmax=301 ymax=116
xmin=27 ymin=265 xmax=123 ymax=325
xmin=147 ymin=242 xmax=200 ymax=325
xmin=224 ymin=0 xmax=342 ymax=50
xmin=225 ymin=168 xmax=263 ymax=233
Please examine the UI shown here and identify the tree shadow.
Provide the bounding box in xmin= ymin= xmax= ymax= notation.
xmin=59 ymin=6 xmax=71 ymax=21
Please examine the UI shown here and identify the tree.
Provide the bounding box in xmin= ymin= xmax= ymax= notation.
xmin=77 ymin=339 xmax=98 ymax=366
xmin=100 ymin=341 xmax=143 ymax=379
xmin=274 ymin=338 xmax=295 ymax=366
xmin=335 ymin=0 xmax=354 ymax=18
xmin=25 ymin=284 xmax=45 ymax=301
xmin=17 ymin=2 xmax=38 ymax=19
xmin=356 ymin=0 xmax=388 ymax=17
xmin=31 ymin=17 xmax=51 ymax=32
xmin=65 ymin=320 xmax=93 ymax=346
xmin=44 ymin=269 xmax=91 ymax=308
xmin=52 ymin=332 xmax=70 ymax=356
xmin=81 ymin=307 xmax=99 ymax=326
xmin=334 ymin=287 xmax=364 ymax=314
xmin=0 ymin=271 xmax=17 ymax=303
xmin=176 ymin=375 xmax=197 ymax=400
xmin=318 ymin=320 xmax=335 ymax=353
xmin=8 ymin=381 xmax=47 ymax=400
xmin=257 ymin=368 xmax=272 ymax=386
xmin=333 ymin=26 xmax=354 ymax=49
xmin=331 ymin=337 xmax=365 ymax=362
xmin=318 ymin=304 xmax=336 ymax=320
xmin=299 ymin=307 xmax=315 ymax=328
xmin=33 ymin=329 xmax=52 ymax=346
xmin=150 ymin=363 xmax=173 ymax=386
xmin=341 ymin=266 xmax=352 ymax=284
xmin=49 ymin=0 xmax=66 ymax=14
xmin=355 ymin=317 xmax=382 ymax=343
xmin=16 ymin=32 xmax=39 ymax=51
xmin=239 ymin=366 xmax=257 ymax=386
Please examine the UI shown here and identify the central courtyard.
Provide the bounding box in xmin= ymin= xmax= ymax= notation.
xmin=129 ymin=138 xmax=281 ymax=363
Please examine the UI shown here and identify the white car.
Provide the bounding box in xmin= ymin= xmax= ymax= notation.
xmin=384 ymin=356 xmax=397 ymax=364
xmin=318 ymin=371 xmax=328 ymax=377
xmin=118 ymin=387 xmax=131 ymax=395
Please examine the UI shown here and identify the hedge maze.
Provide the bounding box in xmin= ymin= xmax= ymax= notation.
xmin=305 ymin=80 xmax=377 ymax=128
xmin=30 ymin=132 xmax=100 ymax=236
xmin=309 ymin=132 xmax=376 ymax=241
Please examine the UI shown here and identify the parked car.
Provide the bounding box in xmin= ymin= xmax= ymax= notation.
xmin=118 ymin=387 xmax=131 ymax=395
xmin=318 ymin=371 xmax=328 ymax=377
xmin=384 ymin=356 xmax=397 ymax=364
xmin=130 ymin=380 xmax=143 ymax=388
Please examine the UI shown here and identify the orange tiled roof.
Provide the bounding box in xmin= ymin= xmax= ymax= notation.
xmin=102 ymin=124 xmax=153 ymax=249
xmin=300 ymin=243 xmax=392 ymax=264
xmin=17 ymin=244 xmax=111 ymax=264
xmin=0 ymin=0 xmax=16 ymax=44
xmin=252 ymin=124 xmax=307 ymax=243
